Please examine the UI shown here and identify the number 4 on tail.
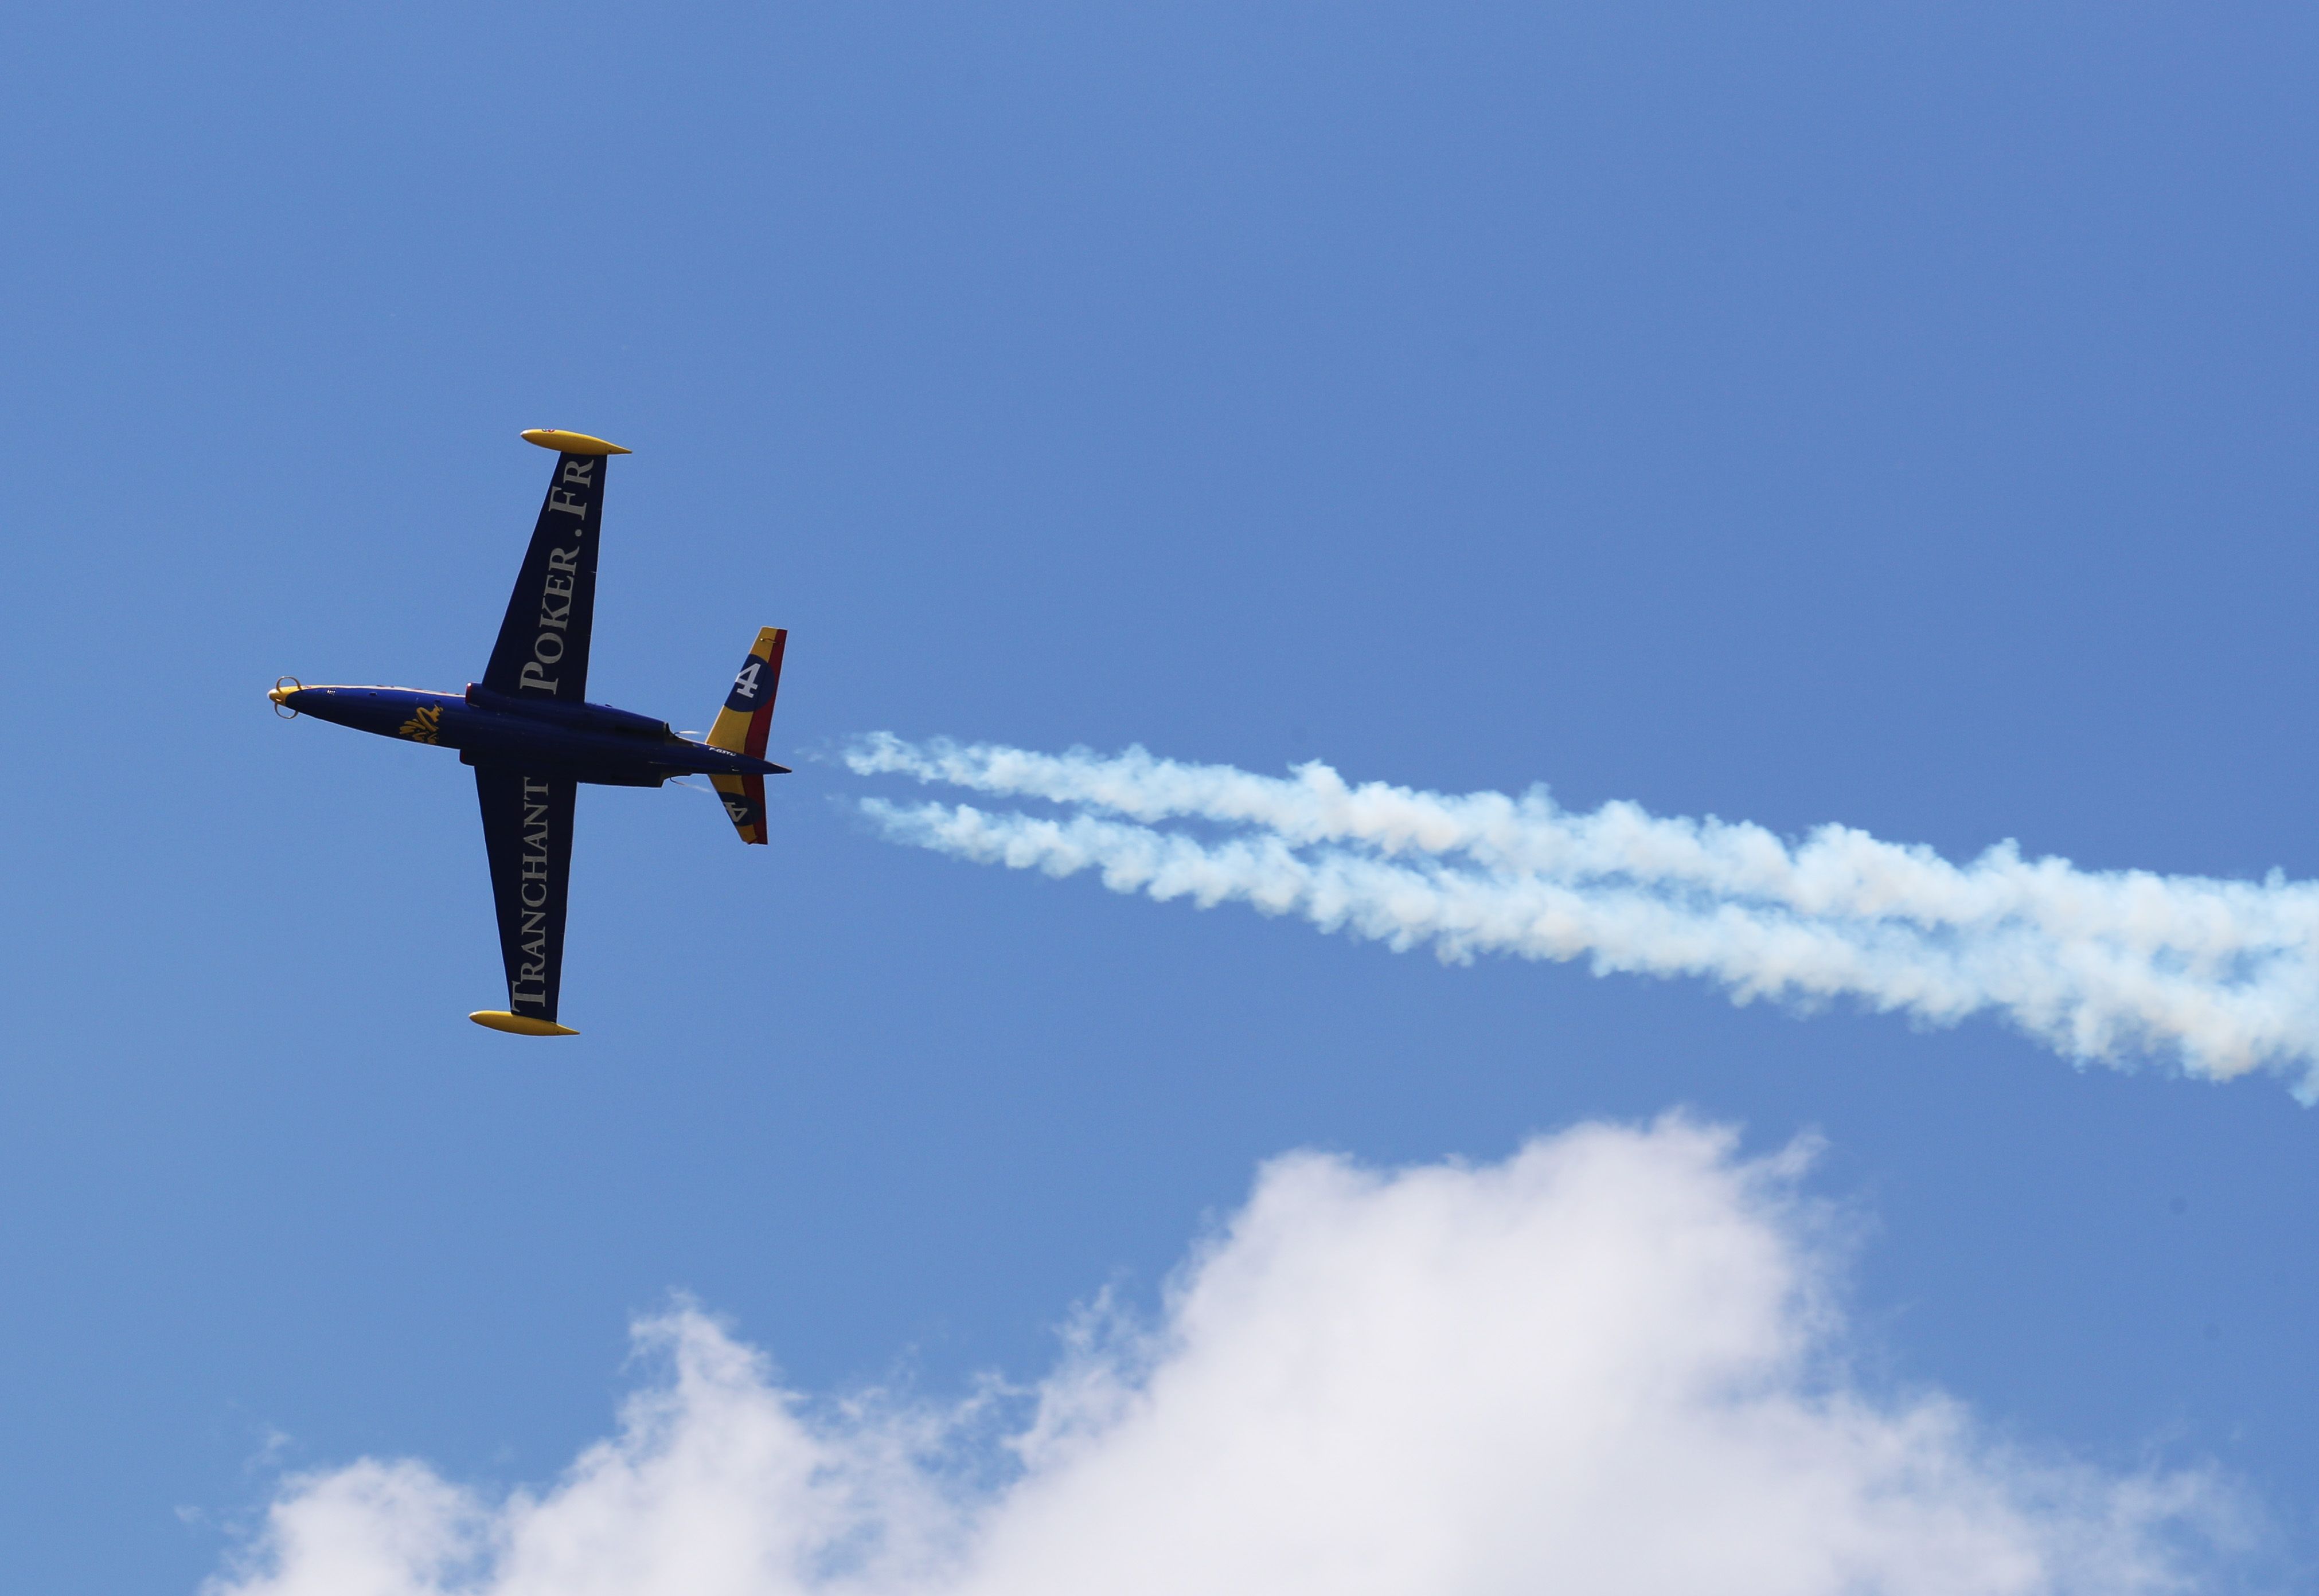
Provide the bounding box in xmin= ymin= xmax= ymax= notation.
xmin=710 ymin=627 xmax=788 ymax=753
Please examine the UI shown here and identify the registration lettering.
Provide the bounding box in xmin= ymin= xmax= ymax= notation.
xmin=519 ymin=457 xmax=594 ymax=693
xmin=510 ymin=776 xmax=555 ymax=1010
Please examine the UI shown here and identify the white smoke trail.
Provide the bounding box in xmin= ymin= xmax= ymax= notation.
xmin=846 ymin=734 xmax=2319 ymax=1095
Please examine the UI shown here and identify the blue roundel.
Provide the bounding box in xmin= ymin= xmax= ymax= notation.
xmin=721 ymin=790 xmax=765 ymax=830
xmin=724 ymin=655 xmax=771 ymax=714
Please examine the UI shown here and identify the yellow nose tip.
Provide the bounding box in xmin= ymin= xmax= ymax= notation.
xmin=268 ymin=686 xmax=291 ymax=705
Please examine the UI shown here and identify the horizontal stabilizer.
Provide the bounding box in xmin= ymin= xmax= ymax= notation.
xmin=710 ymin=773 xmax=769 ymax=844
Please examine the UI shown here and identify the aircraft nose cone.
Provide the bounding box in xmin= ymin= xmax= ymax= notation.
xmin=267 ymin=686 xmax=292 ymax=706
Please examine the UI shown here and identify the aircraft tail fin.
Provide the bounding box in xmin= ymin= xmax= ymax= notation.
xmin=708 ymin=627 xmax=786 ymax=756
xmin=706 ymin=627 xmax=785 ymax=845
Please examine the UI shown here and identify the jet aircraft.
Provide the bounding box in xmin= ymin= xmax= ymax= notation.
xmin=270 ymin=429 xmax=788 ymax=1036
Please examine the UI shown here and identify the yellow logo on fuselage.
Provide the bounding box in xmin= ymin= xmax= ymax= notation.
xmin=398 ymin=703 xmax=444 ymax=744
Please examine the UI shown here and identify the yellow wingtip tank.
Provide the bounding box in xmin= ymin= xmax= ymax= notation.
xmin=520 ymin=428 xmax=632 ymax=456
xmin=469 ymin=1010 xmax=581 ymax=1036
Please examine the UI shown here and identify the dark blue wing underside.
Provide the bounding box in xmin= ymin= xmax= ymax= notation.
xmin=475 ymin=767 xmax=577 ymax=1022
xmin=482 ymin=452 xmax=606 ymax=702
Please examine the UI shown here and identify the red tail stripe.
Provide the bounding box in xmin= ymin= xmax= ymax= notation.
xmin=743 ymin=631 xmax=786 ymax=760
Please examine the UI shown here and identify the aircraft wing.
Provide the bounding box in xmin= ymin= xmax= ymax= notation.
xmin=474 ymin=766 xmax=578 ymax=1028
xmin=482 ymin=438 xmax=623 ymax=702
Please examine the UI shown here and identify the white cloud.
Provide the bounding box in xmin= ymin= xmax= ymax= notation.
xmin=209 ymin=1120 xmax=2242 ymax=1596
xmin=847 ymin=735 xmax=2319 ymax=1093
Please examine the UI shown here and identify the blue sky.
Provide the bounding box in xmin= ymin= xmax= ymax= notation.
xmin=5 ymin=5 xmax=2317 ymax=1589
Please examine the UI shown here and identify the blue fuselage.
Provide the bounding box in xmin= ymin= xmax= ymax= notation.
xmin=276 ymin=683 xmax=787 ymax=787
